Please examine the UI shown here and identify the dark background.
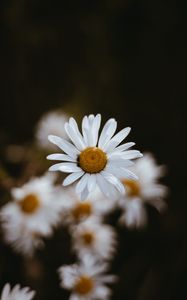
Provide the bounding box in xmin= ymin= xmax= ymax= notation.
xmin=0 ymin=1 xmax=186 ymax=299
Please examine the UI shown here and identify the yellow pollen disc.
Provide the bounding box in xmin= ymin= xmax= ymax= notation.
xmin=19 ymin=194 xmax=40 ymax=214
xmin=74 ymin=276 xmax=93 ymax=295
xmin=81 ymin=231 xmax=95 ymax=245
xmin=79 ymin=147 xmax=107 ymax=173
xmin=122 ymin=179 xmax=141 ymax=197
xmin=72 ymin=202 xmax=92 ymax=221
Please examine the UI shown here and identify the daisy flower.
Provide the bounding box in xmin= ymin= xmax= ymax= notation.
xmin=60 ymin=186 xmax=116 ymax=226
xmin=0 ymin=283 xmax=35 ymax=300
xmin=35 ymin=110 xmax=69 ymax=149
xmin=0 ymin=173 xmax=64 ymax=255
xmin=47 ymin=114 xmax=142 ymax=200
xmin=70 ymin=218 xmax=117 ymax=260
xmin=58 ymin=255 xmax=117 ymax=300
xmin=118 ymin=153 xmax=168 ymax=228
xmin=0 ymin=217 xmax=44 ymax=256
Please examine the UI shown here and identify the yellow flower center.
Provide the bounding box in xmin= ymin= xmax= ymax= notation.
xmin=78 ymin=147 xmax=107 ymax=173
xmin=74 ymin=276 xmax=93 ymax=295
xmin=122 ymin=179 xmax=141 ymax=197
xmin=19 ymin=194 xmax=40 ymax=214
xmin=72 ymin=202 xmax=92 ymax=221
xmin=81 ymin=231 xmax=95 ymax=245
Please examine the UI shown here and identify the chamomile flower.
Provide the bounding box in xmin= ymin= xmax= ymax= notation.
xmin=58 ymin=255 xmax=117 ymax=300
xmin=47 ymin=114 xmax=142 ymax=200
xmin=60 ymin=186 xmax=116 ymax=226
xmin=118 ymin=153 xmax=168 ymax=228
xmin=0 ymin=283 xmax=35 ymax=300
xmin=0 ymin=173 xmax=64 ymax=255
xmin=0 ymin=217 xmax=44 ymax=256
xmin=70 ymin=218 xmax=117 ymax=260
xmin=35 ymin=110 xmax=69 ymax=149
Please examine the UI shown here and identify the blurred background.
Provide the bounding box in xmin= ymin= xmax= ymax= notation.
xmin=0 ymin=1 xmax=186 ymax=299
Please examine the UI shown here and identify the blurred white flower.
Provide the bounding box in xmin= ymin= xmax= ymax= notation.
xmin=119 ymin=198 xmax=148 ymax=228
xmin=35 ymin=110 xmax=69 ymax=150
xmin=58 ymin=255 xmax=117 ymax=300
xmin=70 ymin=218 xmax=117 ymax=260
xmin=60 ymin=186 xmax=116 ymax=226
xmin=0 ymin=218 xmax=44 ymax=256
xmin=0 ymin=283 xmax=35 ymax=300
xmin=118 ymin=153 xmax=168 ymax=228
xmin=47 ymin=114 xmax=142 ymax=200
xmin=0 ymin=173 xmax=64 ymax=255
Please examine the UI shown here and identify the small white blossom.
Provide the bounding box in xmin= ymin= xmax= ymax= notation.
xmin=0 ymin=173 xmax=64 ymax=256
xmin=70 ymin=218 xmax=117 ymax=260
xmin=118 ymin=153 xmax=168 ymax=228
xmin=0 ymin=283 xmax=35 ymax=300
xmin=47 ymin=114 xmax=142 ymax=200
xmin=35 ymin=110 xmax=69 ymax=149
xmin=60 ymin=186 xmax=116 ymax=226
xmin=58 ymin=255 xmax=117 ymax=300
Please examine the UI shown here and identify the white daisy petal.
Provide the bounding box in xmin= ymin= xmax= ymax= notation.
xmin=49 ymin=163 xmax=65 ymax=171
xmin=48 ymin=135 xmax=80 ymax=158
xmin=69 ymin=117 xmax=86 ymax=145
xmin=101 ymin=171 xmax=125 ymax=194
xmin=59 ymin=163 xmax=82 ymax=173
xmin=106 ymin=164 xmax=138 ymax=180
xmin=107 ymin=158 xmax=135 ymax=169
xmin=98 ymin=119 xmax=117 ymax=149
xmin=121 ymin=150 xmax=143 ymax=160
xmin=82 ymin=116 xmax=90 ymax=146
xmin=63 ymin=171 xmax=84 ymax=186
xmin=96 ymin=173 xmax=118 ymax=198
xmin=1 ymin=283 xmax=11 ymax=299
xmin=104 ymin=127 xmax=131 ymax=152
xmin=109 ymin=142 xmax=135 ymax=153
xmin=80 ymin=187 xmax=90 ymax=200
xmin=91 ymin=114 xmax=101 ymax=146
xmin=47 ymin=153 xmax=76 ymax=162
xmin=65 ymin=123 xmax=85 ymax=151
xmin=96 ymin=174 xmax=110 ymax=197
xmin=76 ymin=174 xmax=90 ymax=194
xmin=87 ymin=174 xmax=97 ymax=192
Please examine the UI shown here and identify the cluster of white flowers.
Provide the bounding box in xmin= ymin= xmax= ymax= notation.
xmin=0 ymin=113 xmax=168 ymax=300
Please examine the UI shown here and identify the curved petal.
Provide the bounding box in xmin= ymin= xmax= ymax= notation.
xmin=63 ymin=171 xmax=84 ymax=186
xmin=98 ymin=119 xmax=117 ymax=149
xmin=108 ymin=142 xmax=135 ymax=154
xmin=121 ymin=150 xmax=143 ymax=160
xmin=59 ymin=163 xmax=82 ymax=173
xmin=101 ymin=171 xmax=125 ymax=194
xmin=104 ymin=127 xmax=131 ymax=152
xmin=47 ymin=153 xmax=76 ymax=162
xmin=76 ymin=174 xmax=89 ymax=194
xmin=48 ymin=135 xmax=80 ymax=158
xmin=65 ymin=123 xmax=86 ymax=151
xmin=49 ymin=163 xmax=65 ymax=171
xmin=96 ymin=173 xmax=118 ymax=199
